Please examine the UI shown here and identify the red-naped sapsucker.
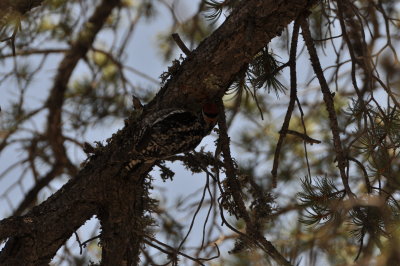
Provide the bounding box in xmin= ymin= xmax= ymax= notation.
xmin=126 ymin=102 xmax=218 ymax=171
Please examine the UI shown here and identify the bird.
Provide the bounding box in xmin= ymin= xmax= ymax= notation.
xmin=125 ymin=102 xmax=219 ymax=171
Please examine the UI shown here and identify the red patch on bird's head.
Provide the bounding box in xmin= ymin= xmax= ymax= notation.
xmin=202 ymin=102 xmax=219 ymax=124
xmin=202 ymin=102 xmax=218 ymax=116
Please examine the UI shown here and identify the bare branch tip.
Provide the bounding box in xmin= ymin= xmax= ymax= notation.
xmin=172 ymin=33 xmax=192 ymax=56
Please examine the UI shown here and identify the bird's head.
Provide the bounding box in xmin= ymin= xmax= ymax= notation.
xmin=202 ymin=102 xmax=219 ymax=131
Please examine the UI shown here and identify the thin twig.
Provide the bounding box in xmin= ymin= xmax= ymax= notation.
xmin=81 ymin=235 xmax=101 ymax=249
xmin=271 ymin=19 xmax=300 ymax=187
xmin=296 ymin=98 xmax=312 ymax=177
xmin=284 ymin=129 xmax=321 ymax=144
xmin=74 ymin=232 xmax=83 ymax=255
xmin=172 ymin=33 xmax=192 ymax=56
xmin=176 ymin=174 xmax=208 ymax=253
xmin=348 ymin=156 xmax=371 ymax=193
xmin=1 ymin=18 xmax=21 ymax=57
xmin=144 ymin=235 xmax=220 ymax=265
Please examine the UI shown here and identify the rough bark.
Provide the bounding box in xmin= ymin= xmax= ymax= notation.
xmin=149 ymin=0 xmax=315 ymax=110
xmin=0 ymin=0 xmax=316 ymax=265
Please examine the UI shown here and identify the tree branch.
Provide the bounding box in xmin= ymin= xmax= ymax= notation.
xmin=300 ymin=16 xmax=354 ymax=197
xmin=149 ymin=0 xmax=318 ymax=111
xmin=218 ymin=101 xmax=292 ymax=266
xmin=46 ymin=0 xmax=122 ymax=176
xmin=271 ymin=18 xmax=300 ymax=187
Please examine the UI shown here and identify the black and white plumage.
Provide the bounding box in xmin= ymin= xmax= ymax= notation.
xmin=126 ymin=104 xmax=218 ymax=171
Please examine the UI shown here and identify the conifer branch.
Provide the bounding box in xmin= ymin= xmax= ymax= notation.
xmin=300 ymin=16 xmax=354 ymax=198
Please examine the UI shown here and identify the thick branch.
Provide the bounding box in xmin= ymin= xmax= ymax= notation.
xmin=46 ymin=0 xmax=121 ymax=175
xmin=99 ymin=163 xmax=154 ymax=265
xmin=0 ymin=123 xmax=151 ymax=265
xmin=149 ymin=0 xmax=317 ymax=111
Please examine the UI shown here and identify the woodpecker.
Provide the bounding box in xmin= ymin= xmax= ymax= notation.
xmin=126 ymin=102 xmax=219 ymax=170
